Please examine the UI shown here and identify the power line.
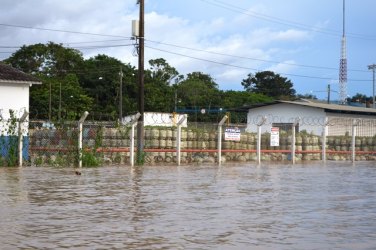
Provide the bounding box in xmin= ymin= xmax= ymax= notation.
xmin=0 ymin=23 xmax=132 ymax=39
xmin=146 ymin=39 xmax=369 ymax=73
xmin=146 ymin=45 xmax=371 ymax=82
xmin=70 ymin=44 xmax=134 ymax=50
xmin=201 ymin=0 xmax=376 ymax=40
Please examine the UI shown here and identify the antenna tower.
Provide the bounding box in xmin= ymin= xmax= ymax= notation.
xmin=339 ymin=0 xmax=347 ymax=104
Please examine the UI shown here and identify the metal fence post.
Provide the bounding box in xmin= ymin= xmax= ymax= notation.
xmin=322 ymin=117 xmax=328 ymax=163
xmin=257 ymin=116 xmax=267 ymax=165
xmin=291 ymin=117 xmax=300 ymax=165
xmin=18 ymin=111 xmax=29 ymax=167
xmin=78 ymin=111 xmax=89 ymax=168
xmin=352 ymin=119 xmax=360 ymax=163
xmin=176 ymin=114 xmax=187 ymax=166
xmin=130 ymin=113 xmax=141 ymax=167
xmin=218 ymin=115 xmax=228 ymax=165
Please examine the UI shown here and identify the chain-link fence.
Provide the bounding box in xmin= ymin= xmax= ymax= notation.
xmin=25 ymin=112 xmax=376 ymax=167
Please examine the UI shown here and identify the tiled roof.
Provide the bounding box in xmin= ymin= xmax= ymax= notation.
xmin=0 ymin=62 xmax=41 ymax=84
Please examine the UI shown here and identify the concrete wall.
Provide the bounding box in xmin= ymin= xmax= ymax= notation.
xmin=122 ymin=112 xmax=188 ymax=127
xmin=0 ymin=82 xmax=29 ymax=119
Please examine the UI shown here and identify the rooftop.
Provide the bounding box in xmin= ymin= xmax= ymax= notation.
xmin=239 ymin=99 xmax=376 ymax=116
xmin=0 ymin=63 xmax=41 ymax=84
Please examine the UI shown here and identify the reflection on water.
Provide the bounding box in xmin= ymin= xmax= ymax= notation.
xmin=1 ymin=162 xmax=376 ymax=249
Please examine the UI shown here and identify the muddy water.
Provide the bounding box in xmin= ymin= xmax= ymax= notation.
xmin=1 ymin=162 xmax=376 ymax=249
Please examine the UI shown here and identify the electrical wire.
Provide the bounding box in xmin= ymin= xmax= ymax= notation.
xmin=145 ymin=45 xmax=371 ymax=82
xmin=0 ymin=23 xmax=132 ymax=39
xmin=146 ymin=39 xmax=369 ymax=73
xmin=201 ymin=0 xmax=376 ymax=40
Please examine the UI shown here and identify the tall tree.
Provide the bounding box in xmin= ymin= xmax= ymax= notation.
xmin=241 ymin=71 xmax=296 ymax=100
xmin=5 ymin=42 xmax=92 ymax=120
xmin=148 ymin=58 xmax=180 ymax=84
xmin=186 ymin=71 xmax=218 ymax=89
xmin=79 ymin=54 xmax=137 ymax=118
xmin=4 ymin=42 xmax=84 ymax=77
xmin=30 ymin=74 xmax=93 ymax=120
xmin=143 ymin=58 xmax=182 ymax=112
xmin=177 ymin=72 xmax=220 ymax=113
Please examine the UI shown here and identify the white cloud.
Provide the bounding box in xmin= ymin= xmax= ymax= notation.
xmin=266 ymin=60 xmax=297 ymax=74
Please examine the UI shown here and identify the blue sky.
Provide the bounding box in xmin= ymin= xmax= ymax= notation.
xmin=1 ymin=0 xmax=375 ymax=100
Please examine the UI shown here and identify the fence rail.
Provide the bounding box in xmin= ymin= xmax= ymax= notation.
xmin=2 ymin=112 xmax=376 ymax=167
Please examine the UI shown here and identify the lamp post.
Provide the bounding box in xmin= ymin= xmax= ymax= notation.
xmin=368 ymin=64 xmax=376 ymax=109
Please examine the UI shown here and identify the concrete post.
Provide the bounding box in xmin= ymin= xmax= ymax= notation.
xmin=256 ymin=116 xmax=267 ymax=165
xmin=130 ymin=113 xmax=141 ymax=167
xmin=18 ymin=111 xmax=29 ymax=167
xmin=78 ymin=111 xmax=89 ymax=168
xmin=176 ymin=114 xmax=187 ymax=166
xmin=217 ymin=115 xmax=228 ymax=165
xmin=352 ymin=119 xmax=360 ymax=163
xmin=322 ymin=117 xmax=328 ymax=163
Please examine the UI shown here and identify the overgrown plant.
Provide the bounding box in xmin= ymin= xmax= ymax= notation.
xmin=81 ymin=125 xmax=103 ymax=167
xmin=0 ymin=110 xmax=20 ymax=167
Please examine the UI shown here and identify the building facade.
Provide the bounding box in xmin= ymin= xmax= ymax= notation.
xmin=245 ymin=100 xmax=376 ymax=136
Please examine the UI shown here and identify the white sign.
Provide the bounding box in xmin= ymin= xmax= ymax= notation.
xmin=225 ymin=127 xmax=241 ymax=141
xmin=270 ymin=127 xmax=279 ymax=147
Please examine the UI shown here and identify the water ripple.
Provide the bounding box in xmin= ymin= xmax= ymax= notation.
xmin=0 ymin=163 xmax=376 ymax=249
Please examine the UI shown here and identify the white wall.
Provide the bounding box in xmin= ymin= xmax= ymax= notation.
xmin=123 ymin=112 xmax=188 ymax=127
xmin=0 ymin=82 xmax=29 ymax=119
xmin=246 ymin=103 xmax=326 ymax=135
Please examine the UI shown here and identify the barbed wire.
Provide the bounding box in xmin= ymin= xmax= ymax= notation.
xmin=248 ymin=114 xmax=376 ymax=127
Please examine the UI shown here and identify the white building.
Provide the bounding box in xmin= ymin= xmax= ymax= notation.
xmin=0 ymin=63 xmax=41 ymax=121
xmin=245 ymin=100 xmax=376 ymax=136
xmin=0 ymin=63 xmax=41 ymax=159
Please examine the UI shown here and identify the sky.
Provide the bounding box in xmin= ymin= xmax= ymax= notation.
xmin=1 ymin=0 xmax=376 ymax=101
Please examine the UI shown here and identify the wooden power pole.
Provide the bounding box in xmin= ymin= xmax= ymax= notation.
xmin=136 ymin=0 xmax=145 ymax=164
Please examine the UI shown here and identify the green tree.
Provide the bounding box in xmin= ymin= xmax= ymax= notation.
xmin=4 ymin=42 xmax=84 ymax=77
xmin=241 ymin=71 xmax=296 ymax=100
xmin=349 ymin=93 xmax=370 ymax=103
xmin=4 ymin=42 xmax=93 ymax=120
xmin=148 ymin=58 xmax=180 ymax=84
xmin=79 ymin=54 xmax=137 ymax=119
xmin=221 ymin=91 xmax=272 ymax=108
xmin=176 ymin=72 xmax=221 ymax=121
xmin=143 ymin=58 xmax=181 ymax=112
xmin=30 ymin=74 xmax=93 ymax=120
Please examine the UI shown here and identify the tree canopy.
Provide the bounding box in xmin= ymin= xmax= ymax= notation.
xmin=241 ymin=71 xmax=296 ymax=100
xmin=2 ymin=42 xmax=320 ymax=122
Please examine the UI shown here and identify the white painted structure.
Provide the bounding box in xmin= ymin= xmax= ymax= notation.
xmin=122 ymin=112 xmax=188 ymax=127
xmin=0 ymin=82 xmax=30 ymax=119
xmin=246 ymin=100 xmax=376 ymax=136
xmin=0 ymin=63 xmax=41 ymax=134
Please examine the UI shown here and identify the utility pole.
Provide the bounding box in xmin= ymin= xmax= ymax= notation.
xmin=119 ymin=66 xmax=123 ymax=122
xmin=327 ymin=84 xmax=331 ymax=104
xmin=136 ymin=0 xmax=145 ymax=164
xmin=368 ymin=64 xmax=376 ymax=109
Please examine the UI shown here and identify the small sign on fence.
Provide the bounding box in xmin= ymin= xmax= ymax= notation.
xmin=225 ymin=127 xmax=241 ymax=141
xmin=270 ymin=127 xmax=279 ymax=147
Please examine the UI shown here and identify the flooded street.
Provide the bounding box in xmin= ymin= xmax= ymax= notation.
xmin=1 ymin=162 xmax=376 ymax=249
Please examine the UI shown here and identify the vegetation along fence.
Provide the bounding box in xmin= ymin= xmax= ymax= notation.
xmin=13 ymin=111 xmax=374 ymax=167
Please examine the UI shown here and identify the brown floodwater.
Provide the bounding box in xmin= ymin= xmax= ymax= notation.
xmin=0 ymin=162 xmax=376 ymax=249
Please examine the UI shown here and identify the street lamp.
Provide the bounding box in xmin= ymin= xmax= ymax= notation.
xmin=368 ymin=64 xmax=376 ymax=109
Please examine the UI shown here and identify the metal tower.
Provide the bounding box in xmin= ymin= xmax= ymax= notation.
xmin=339 ymin=0 xmax=347 ymax=104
